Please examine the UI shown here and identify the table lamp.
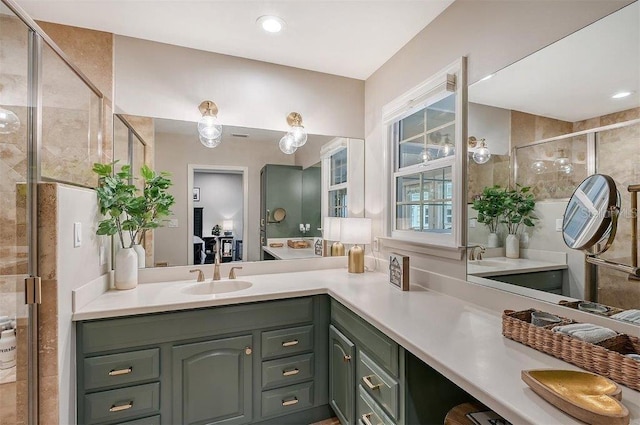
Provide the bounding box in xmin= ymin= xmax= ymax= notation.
xmin=340 ymin=217 xmax=371 ymax=273
xmin=324 ymin=217 xmax=344 ymax=256
xmin=222 ymin=220 xmax=233 ymax=236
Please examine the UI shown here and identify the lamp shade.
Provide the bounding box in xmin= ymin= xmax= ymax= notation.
xmin=340 ymin=218 xmax=372 ymax=245
xmin=324 ymin=217 xmax=342 ymax=241
xmin=222 ymin=220 xmax=233 ymax=231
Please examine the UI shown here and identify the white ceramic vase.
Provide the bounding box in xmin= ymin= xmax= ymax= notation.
xmin=487 ymin=232 xmax=499 ymax=248
xmin=133 ymin=244 xmax=146 ymax=269
xmin=505 ymin=234 xmax=520 ymax=259
xmin=115 ymin=247 xmax=138 ymax=290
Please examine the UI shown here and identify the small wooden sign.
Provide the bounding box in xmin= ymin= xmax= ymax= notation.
xmin=314 ymin=238 xmax=324 ymax=256
xmin=389 ymin=253 xmax=409 ymax=291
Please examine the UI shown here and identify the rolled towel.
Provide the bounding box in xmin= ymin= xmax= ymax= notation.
xmin=626 ymin=353 xmax=640 ymax=362
xmin=611 ymin=309 xmax=640 ymax=325
xmin=552 ymin=323 xmax=618 ymax=344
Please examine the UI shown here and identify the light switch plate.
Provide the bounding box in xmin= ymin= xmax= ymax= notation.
xmin=73 ymin=222 xmax=82 ymax=247
xmin=555 ymin=218 xmax=563 ymax=232
xmin=168 ymin=219 xmax=179 ymax=228
xmin=469 ymin=218 xmax=477 ymax=228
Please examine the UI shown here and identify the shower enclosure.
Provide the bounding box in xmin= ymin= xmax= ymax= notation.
xmin=0 ymin=0 xmax=105 ymax=422
xmin=514 ymin=118 xmax=640 ymax=307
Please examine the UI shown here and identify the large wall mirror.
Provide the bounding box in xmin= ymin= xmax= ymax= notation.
xmin=466 ymin=2 xmax=639 ymax=324
xmin=112 ymin=113 xmax=364 ymax=268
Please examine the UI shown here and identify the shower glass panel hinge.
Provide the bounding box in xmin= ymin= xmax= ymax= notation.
xmin=25 ymin=276 xmax=42 ymax=305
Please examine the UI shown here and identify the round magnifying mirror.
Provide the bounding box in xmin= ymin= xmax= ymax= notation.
xmin=562 ymin=174 xmax=619 ymax=254
xmin=272 ymin=207 xmax=286 ymax=222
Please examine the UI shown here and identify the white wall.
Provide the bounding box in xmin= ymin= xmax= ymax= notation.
xmin=194 ymin=172 xmax=244 ymax=240
xmin=56 ymin=184 xmax=109 ymax=425
xmin=364 ymin=0 xmax=632 ymax=279
xmin=114 ymin=36 xmax=365 ymax=138
xmin=468 ymin=102 xmax=510 ymax=155
xmin=154 ymin=132 xmax=296 ymax=265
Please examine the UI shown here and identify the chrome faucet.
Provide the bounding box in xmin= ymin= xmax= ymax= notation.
xmin=229 ymin=266 xmax=243 ymax=279
xmin=468 ymin=245 xmax=486 ymax=261
xmin=190 ymin=269 xmax=205 ymax=282
xmin=213 ymin=252 xmax=221 ymax=281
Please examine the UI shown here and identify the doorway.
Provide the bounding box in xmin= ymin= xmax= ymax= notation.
xmin=188 ymin=165 xmax=248 ymax=265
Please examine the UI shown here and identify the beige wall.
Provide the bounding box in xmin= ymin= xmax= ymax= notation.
xmin=364 ymin=0 xmax=632 ymax=279
xmin=154 ymin=132 xmax=297 ymax=265
xmin=114 ymin=36 xmax=365 ymax=138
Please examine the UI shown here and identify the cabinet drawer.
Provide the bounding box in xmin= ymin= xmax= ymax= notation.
xmin=262 ymin=353 xmax=314 ymax=389
xmin=83 ymin=382 xmax=160 ymax=424
xmin=84 ymin=348 xmax=160 ymax=391
xmin=261 ymin=381 xmax=314 ymax=418
xmin=331 ymin=299 xmax=398 ymax=376
xmin=357 ymin=351 xmax=399 ymax=419
xmin=357 ymin=385 xmax=394 ymax=425
xmin=261 ymin=325 xmax=314 ymax=359
xmin=116 ymin=415 xmax=161 ymax=425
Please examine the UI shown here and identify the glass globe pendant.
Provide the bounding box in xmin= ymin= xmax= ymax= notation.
xmin=197 ymin=100 xmax=222 ymax=147
xmin=0 ymin=107 xmax=20 ymax=134
xmin=472 ymin=139 xmax=491 ymax=164
xmin=441 ymin=135 xmax=454 ymax=157
xmin=199 ymin=134 xmax=221 ymax=148
xmin=554 ymin=149 xmax=573 ymax=174
xmin=286 ymin=112 xmax=307 ymax=147
xmin=531 ymin=160 xmax=547 ymax=174
xmin=279 ymin=133 xmax=297 ymax=154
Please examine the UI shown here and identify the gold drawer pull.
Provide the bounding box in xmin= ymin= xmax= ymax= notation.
xmin=108 ymin=367 xmax=133 ymax=376
xmin=361 ymin=413 xmax=380 ymax=425
xmin=362 ymin=375 xmax=381 ymax=391
xmin=343 ymin=355 xmax=352 ymax=362
xmin=282 ymin=340 xmax=299 ymax=347
xmin=109 ymin=401 xmax=133 ymax=412
xmin=282 ymin=368 xmax=300 ymax=377
xmin=282 ymin=397 xmax=299 ymax=407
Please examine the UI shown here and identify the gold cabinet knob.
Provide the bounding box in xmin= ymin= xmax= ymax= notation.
xmin=245 ymin=347 xmax=252 ymax=355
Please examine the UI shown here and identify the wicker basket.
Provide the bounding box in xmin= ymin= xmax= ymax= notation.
xmin=502 ymin=309 xmax=640 ymax=390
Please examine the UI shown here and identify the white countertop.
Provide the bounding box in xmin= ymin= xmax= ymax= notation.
xmin=73 ymin=268 xmax=640 ymax=425
xmin=262 ymin=245 xmax=319 ymax=260
xmin=468 ymin=256 xmax=567 ymax=277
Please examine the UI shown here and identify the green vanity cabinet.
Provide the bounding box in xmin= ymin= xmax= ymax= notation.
xmin=329 ymin=325 xmax=355 ymax=425
xmin=76 ymin=296 xmax=331 ymax=425
xmin=172 ymin=335 xmax=253 ymax=425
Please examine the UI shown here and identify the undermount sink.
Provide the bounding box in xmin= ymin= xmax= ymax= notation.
xmin=470 ymin=259 xmax=509 ymax=267
xmin=181 ymin=280 xmax=253 ymax=295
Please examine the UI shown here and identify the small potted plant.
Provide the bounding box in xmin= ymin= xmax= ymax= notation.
xmin=472 ymin=185 xmax=507 ymax=247
xmin=212 ymin=224 xmax=221 ymax=236
xmin=93 ymin=163 xmax=174 ymax=289
xmin=502 ymin=184 xmax=537 ymax=258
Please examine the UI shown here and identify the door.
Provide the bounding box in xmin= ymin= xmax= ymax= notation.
xmin=0 ymin=6 xmax=35 ymax=424
xmin=329 ymin=325 xmax=355 ymax=425
xmin=172 ymin=335 xmax=253 ymax=425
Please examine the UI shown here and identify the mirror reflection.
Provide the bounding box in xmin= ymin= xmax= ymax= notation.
xmin=114 ymin=115 xmax=363 ymax=267
xmin=466 ymin=2 xmax=640 ymax=322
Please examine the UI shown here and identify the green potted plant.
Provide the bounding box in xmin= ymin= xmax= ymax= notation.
xmin=93 ymin=163 xmax=175 ymax=289
xmin=502 ymin=184 xmax=537 ymax=258
xmin=472 ymin=185 xmax=507 ymax=247
xmin=212 ymin=224 xmax=221 ymax=236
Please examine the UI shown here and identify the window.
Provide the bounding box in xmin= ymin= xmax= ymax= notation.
xmin=328 ymin=148 xmax=348 ymax=217
xmin=383 ymin=58 xmax=466 ymax=248
xmin=320 ymin=138 xmax=365 ymax=220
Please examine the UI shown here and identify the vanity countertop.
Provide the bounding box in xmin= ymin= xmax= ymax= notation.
xmin=467 ymin=256 xmax=568 ymax=277
xmin=73 ymin=268 xmax=640 ymax=425
xmin=262 ymin=244 xmax=319 ymax=260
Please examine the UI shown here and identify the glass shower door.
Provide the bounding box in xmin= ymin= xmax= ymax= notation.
xmin=0 ymin=4 xmax=32 ymax=424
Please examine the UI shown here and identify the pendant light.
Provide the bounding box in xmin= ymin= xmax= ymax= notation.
xmin=279 ymin=132 xmax=297 ymax=154
xmin=197 ymin=100 xmax=222 ymax=148
xmin=469 ymin=137 xmax=491 ymax=164
xmin=0 ymin=107 xmax=20 ymax=134
xmin=286 ymin=112 xmax=307 ymax=147
xmin=531 ymin=160 xmax=547 ymax=175
xmin=554 ymin=149 xmax=573 ymax=175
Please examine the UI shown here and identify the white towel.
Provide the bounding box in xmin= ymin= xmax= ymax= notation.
xmin=611 ymin=309 xmax=640 ymax=325
xmin=552 ymin=323 xmax=618 ymax=344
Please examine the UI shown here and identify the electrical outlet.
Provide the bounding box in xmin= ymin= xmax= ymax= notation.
xmin=373 ymin=237 xmax=380 ymax=252
xmin=73 ymin=222 xmax=82 ymax=247
xmin=469 ymin=218 xmax=477 ymax=228
xmin=168 ymin=219 xmax=179 ymax=228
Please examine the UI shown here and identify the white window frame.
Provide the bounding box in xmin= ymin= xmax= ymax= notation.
xmin=320 ymin=137 xmax=365 ymax=220
xmin=382 ymin=58 xmax=467 ymax=248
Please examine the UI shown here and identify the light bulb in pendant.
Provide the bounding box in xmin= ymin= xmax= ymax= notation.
xmin=472 ymin=139 xmax=491 ymax=164
xmin=441 ymin=135 xmax=454 ymax=157
xmin=279 ymin=133 xmax=297 ymax=154
xmin=0 ymin=107 xmax=20 ymax=134
xmin=286 ymin=112 xmax=307 ymax=147
xmin=197 ymin=100 xmax=222 ymax=145
xmin=554 ymin=150 xmax=573 ymax=174
xmin=199 ymin=134 xmax=221 ymax=148
xmin=531 ymin=160 xmax=547 ymax=175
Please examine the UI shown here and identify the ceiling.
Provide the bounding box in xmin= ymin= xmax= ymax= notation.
xmin=17 ymin=0 xmax=455 ymax=80
xmin=469 ymin=2 xmax=639 ymax=123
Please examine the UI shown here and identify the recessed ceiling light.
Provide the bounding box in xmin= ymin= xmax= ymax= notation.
xmin=612 ymin=91 xmax=633 ymax=99
xmin=257 ymin=15 xmax=285 ymax=33
xmin=480 ymin=74 xmax=495 ymax=82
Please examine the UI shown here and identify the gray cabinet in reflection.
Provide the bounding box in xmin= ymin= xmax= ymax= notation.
xmin=172 ymin=335 xmax=253 ymax=425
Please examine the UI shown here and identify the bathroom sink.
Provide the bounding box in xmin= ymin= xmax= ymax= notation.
xmin=181 ymin=280 xmax=253 ymax=295
xmin=470 ymin=259 xmax=508 ymax=267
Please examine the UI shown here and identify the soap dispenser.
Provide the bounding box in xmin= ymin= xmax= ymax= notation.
xmin=0 ymin=328 xmax=16 ymax=370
